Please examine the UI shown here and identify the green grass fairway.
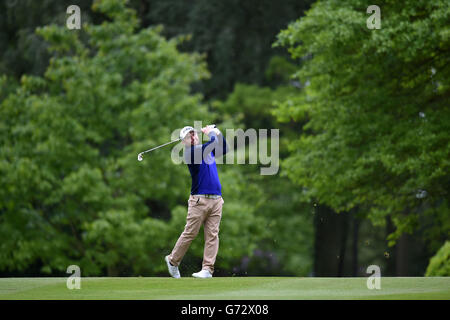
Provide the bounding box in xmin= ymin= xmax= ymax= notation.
xmin=0 ymin=277 xmax=449 ymax=300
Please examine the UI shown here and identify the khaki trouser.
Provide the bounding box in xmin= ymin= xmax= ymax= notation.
xmin=168 ymin=195 xmax=224 ymax=274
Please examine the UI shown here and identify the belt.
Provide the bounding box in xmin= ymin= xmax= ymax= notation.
xmin=194 ymin=194 xmax=222 ymax=199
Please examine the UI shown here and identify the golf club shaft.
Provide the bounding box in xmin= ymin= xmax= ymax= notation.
xmin=141 ymin=125 xmax=215 ymax=154
xmin=141 ymin=138 xmax=181 ymax=155
xmin=138 ymin=125 xmax=216 ymax=161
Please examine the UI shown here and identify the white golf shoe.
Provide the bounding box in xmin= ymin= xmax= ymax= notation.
xmin=192 ymin=269 xmax=213 ymax=278
xmin=165 ymin=256 xmax=180 ymax=278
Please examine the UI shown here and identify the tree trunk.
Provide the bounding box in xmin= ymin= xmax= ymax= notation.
xmin=314 ymin=205 xmax=348 ymax=276
xmin=396 ymin=233 xmax=409 ymax=276
xmin=385 ymin=215 xmax=396 ymax=276
xmin=352 ymin=214 xmax=359 ymax=276
xmin=337 ymin=211 xmax=349 ymax=277
xmin=107 ymin=265 xmax=119 ymax=277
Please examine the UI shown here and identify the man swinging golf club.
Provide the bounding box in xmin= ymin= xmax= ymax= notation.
xmin=165 ymin=124 xmax=228 ymax=278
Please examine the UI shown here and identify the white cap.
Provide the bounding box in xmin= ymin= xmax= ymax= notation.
xmin=179 ymin=126 xmax=196 ymax=140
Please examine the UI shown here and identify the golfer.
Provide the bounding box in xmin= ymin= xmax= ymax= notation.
xmin=165 ymin=125 xmax=228 ymax=278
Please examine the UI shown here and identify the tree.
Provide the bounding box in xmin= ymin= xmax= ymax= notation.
xmin=137 ymin=0 xmax=313 ymax=99
xmin=0 ymin=0 xmax=98 ymax=78
xmin=274 ymin=0 xmax=449 ymax=266
xmin=0 ymin=0 xmax=264 ymax=276
xmin=425 ymin=241 xmax=450 ymax=276
xmin=211 ymin=58 xmax=314 ymax=276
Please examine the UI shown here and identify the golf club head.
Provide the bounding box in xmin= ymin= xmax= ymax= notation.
xmin=137 ymin=153 xmax=143 ymax=161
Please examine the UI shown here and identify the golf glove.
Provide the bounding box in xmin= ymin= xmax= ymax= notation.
xmin=211 ymin=128 xmax=221 ymax=136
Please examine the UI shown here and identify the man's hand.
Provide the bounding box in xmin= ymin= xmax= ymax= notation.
xmin=201 ymin=126 xmax=212 ymax=135
xmin=201 ymin=125 xmax=219 ymax=136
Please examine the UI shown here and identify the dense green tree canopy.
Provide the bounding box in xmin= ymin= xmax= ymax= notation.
xmin=0 ymin=0 xmax=265 ymax=276
xmin=274 ymin=0 xmax=449 ymax=250
xmin=425 ymin=241 xmax=450 ymax=276
xmin=1 ymin=0 xmax=446 ymax=278
xmin=212 ymin=74 xmax=314 ymax=275
xmin=0 ymin=0 xmax=98 ymax=78
xmin=140 ymin=0 xmax=313 ymax=99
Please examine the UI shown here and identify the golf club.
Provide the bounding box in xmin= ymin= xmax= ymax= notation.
xmin=137 ymin=138 xmax=181 ymax=161
xmin=137 ymin=124 xmax=216 ymax=161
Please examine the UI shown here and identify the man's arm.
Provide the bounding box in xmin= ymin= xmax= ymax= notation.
xmin=185 ymin=126 xmax=223 ymax=164
xmin=202 ymin=127 xmax=228 ymax=157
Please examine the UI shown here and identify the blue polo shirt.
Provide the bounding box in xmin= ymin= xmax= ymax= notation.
xmin=184 ymin=132 xmax=228 ymax=195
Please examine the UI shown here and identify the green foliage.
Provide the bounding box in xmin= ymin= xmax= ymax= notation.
xmin=213 ymin=83 xmax=298 ymax=130
xmin=3 ymin=0 xmax=445 ymax=278
xmin=265 ymin=56 xmax=299 ymax=85
xmin=0 ymin=0 xmax=264 ymax=276
xmin=212 ymin=77 xmax=313 ymax=276
xmin=0 ymin=0 xmax=96 ymax=78
xmin=425 ymin=241 xmax=450 ymax=276
xmin=274 ymin=0 xmax=450 ymax=248
xmin=140 ymin=0 xmax=313 ymax=98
